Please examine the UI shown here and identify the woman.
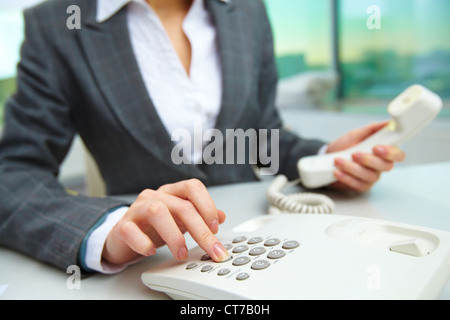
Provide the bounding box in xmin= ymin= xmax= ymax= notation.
xmin=0 ymin=0 xmax=404 ymax=273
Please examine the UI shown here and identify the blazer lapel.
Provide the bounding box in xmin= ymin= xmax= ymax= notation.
xmin=79 ymin=1 xmax=207 ymax=179
xmin=205 ymin=0 xmax=253 ymax=136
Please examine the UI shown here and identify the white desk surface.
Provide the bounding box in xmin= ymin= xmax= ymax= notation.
xmin=1 ymin=162 xmax=449 ymax=300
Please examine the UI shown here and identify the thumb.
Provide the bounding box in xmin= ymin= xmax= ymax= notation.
xmin=327 ymin=121 xmax=389 ymax=153
xmin=356 ymin=121 xmax=389 ymax=141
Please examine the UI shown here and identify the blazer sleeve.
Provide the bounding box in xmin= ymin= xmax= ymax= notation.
xmin=0 ymin=8 xmax=127 ymax=271
xmin=255 ymin=2 xmax=326 ymax=180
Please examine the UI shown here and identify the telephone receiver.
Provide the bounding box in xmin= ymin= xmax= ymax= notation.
xmin=268 ymin=85 xmax=443 ymax=214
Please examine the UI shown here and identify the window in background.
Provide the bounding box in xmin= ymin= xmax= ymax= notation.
xmin=2 ymin=0 xmax=448 ymax=121
xmin=264 ymin=0 xmax=332 ymax=78
xmin=264 ymin=0 xmax=449 ymax=112
xmin=0 ymin=0 xmax=43 ymax=125
xmin=0 ymin=9 xmax=22 ymax=124
xmin=338 ymin=0 xmax=450 ymax=101
xmin=263 ymin=0 xmax=338 ymax=109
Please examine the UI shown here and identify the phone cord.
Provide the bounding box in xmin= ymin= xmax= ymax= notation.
xmin=266 ymin=175 xmax=335 ymax=214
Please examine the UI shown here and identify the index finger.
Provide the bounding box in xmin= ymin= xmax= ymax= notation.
xmin=164 ymin=197 xmax=229 ymax=262
xmin=158 ymin=179 xmax=223 ymax=233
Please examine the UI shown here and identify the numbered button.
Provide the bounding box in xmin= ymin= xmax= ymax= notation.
xmin=232 ymin=236 xmax=247 ymax=243
xmin=232 ymin=245 xmax=249 ymax=253
xmin=232 ymin=256 xmax=251 ymax=266
xmin=236 ymin=272 xmax=250 ymax=281
xmin=201 ymin=265 xmax=213 ymax=272
xmin=218 ymin=268 xmax=230 ymax=276
xmin=249 ymin=247 xmax=266 ymax=256
xmin=282 ymin=240 xmax=300 ymax=250
xmin=186 ymin=263 xmax=198 ymax=270
xmin=251 ymin=260 xmax=270 ymax=270
xmin=264 ymin=238 xmax=280 ymax=247
xmin=201 ymin=254 xmax=212 ymax=261
xmin=247 ymin=237 xmax=263 ymax=245
xmin=267 ymin=249 xmax=286 ymax=259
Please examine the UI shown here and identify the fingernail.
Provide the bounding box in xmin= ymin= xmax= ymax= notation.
xmin=374 ymin=146 xmax=386 ymax=156
xmin=144 ymin=245 xmax=156 ymax=257
xmin=177 ymin=246 xmax=188 ymax=260
xmin=335 ymin=158 xmax=345 ymax=166
xmin=209 ymin=219 xmax=219 ymax=234
xmin=353 ymin=152 xmax=363 ymax=161
xmin=334 ymin=169 xmax=343 ymax=178
xmin=213 ymin=243 xmax=229 ymax=261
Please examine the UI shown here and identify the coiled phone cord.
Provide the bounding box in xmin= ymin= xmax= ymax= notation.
xmin=266 ymin=175 xmax=335 ymax=215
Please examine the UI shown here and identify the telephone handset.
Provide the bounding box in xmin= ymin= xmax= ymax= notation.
xmin=267 ymin=85 xmax=442 ymax=214
xmin=298 ymin=84 xmax=442 ymax=189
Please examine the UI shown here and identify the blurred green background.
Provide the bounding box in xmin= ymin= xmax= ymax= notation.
xmin=1 ymin=0 xmax=449 ymax=126
xmin=264 ymin=0 xmax=450 ymax=100
xmin=0 ymin=77 xmax=15 ymax=124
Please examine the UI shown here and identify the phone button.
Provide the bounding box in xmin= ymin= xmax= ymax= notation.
xmin=201 ymin=254 xmax=212 ymax=261
xmin=282 ymin=240 xmax=300 ymax=250
xmin=232 ymin=245 xmax=249 ymax=253
xmin=264 ymin=238 xmax=280 ymax=247
xmin=389 ymin=238 xmax=429 ymax=257
xmin=247 ymin=237 xmax=263 ymax=244
xmin=267 ymin=250 xmax=285 ymax=260
xmin=201 ymin=265 xmax=214 ymax=272
xmin=232 ymin=236 xmax=247 ymax=243
xmin=186 ymin=263 xmax=198 ymax=270
xmin=236 ymin=272 xmax=250 ymax=281
xmin=218 ymin=268 xmax=231 ymax=276
xmin=232 ymin=256 xmax=251 ymax=266
xmin=251 ymin=260 xmax=270 ymax=270
xmin=249 ymin=247 xmax=266 ymax=256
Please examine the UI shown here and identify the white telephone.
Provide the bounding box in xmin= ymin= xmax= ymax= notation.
xmin=140 ymin=85 xmax=449 ymax=300
xmin=267 ymin=84 xmax=442 ymax=214
xmin=141 ymin=214 xmax=450 ymax=300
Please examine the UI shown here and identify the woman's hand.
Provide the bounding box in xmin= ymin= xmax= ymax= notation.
xmin=327 ymin=121 xmax=406 ymax=192
xmin=102 ymin=179 xmax=228 ymax=265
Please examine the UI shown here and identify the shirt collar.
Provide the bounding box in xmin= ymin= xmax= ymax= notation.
xmin=96 ymin=0 xmax=131 ymax=23
xmin=96 ymin=0 xmax=230 ymax=23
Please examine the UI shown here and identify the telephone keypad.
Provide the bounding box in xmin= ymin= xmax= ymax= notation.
xmin=186 ymin=235 xmax=300 ymax=281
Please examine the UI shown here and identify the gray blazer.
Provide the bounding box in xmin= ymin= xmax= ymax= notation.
xmin=0 ymin=0 xmax=324 ymax=270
